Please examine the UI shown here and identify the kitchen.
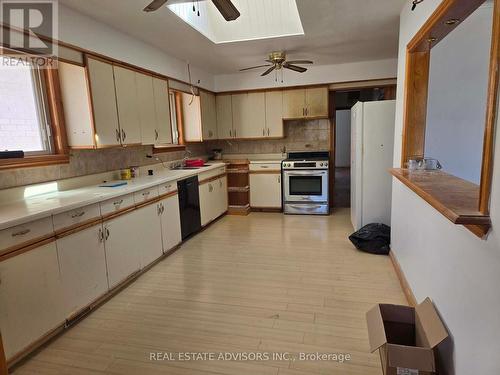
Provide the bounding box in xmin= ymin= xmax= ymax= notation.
xmin=1 ymin=0 xmax=499 ymax=374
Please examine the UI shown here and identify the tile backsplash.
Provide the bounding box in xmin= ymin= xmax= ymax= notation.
xmin=205 ymin=119 xmax=331 ymax=155
xmin=0 ymin=144 xmax=206 ymax=190
xmin=0 ymin=119 xmax=330 ymax=190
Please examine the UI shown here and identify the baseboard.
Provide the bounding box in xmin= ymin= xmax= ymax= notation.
xmin=389 ymin=250 xmax=417 ymax=307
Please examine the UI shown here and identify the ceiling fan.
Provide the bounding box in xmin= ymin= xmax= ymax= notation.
xmin=240 ymin=52 xmax=313 ymax=77
xmin=143 ymin=0 xmax=240 ymax=21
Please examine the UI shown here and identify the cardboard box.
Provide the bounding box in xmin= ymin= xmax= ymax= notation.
xmin=366 ymin=298 xmax=448 ymax=375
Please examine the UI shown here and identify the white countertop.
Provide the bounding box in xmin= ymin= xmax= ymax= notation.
xmin=0 ymin=163 xmax=226 ymax=231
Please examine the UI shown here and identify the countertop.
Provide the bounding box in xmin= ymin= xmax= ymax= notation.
xmin=0 ymin=163 xmax=226 ymax=231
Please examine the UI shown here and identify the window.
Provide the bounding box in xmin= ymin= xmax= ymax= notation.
xmin=0 ymin=58 xmax=52 ymax=154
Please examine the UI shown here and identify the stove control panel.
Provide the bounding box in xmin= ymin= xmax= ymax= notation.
xmin=282 ymin=160 xmax=329 ymax=170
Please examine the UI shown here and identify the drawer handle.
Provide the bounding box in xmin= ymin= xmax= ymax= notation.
xmin=105 ymin=228 xmax=110 ymax=240
xmin=71 ymin=211 xmax=85 ymax=218
xmin=98 ymin=228 xmax=104 ymax=243
xmin=113 ymin=199 xmax=124 ymax=206
xmin=209 ymin=184 xmax=214 ymax=193
xmin=12 ymin=229 xmax=30 ymax=237
xmin=165 ymin=184 xmax=172 ymax=189
xmin=142 ymin=191 xmax=151 ymax=197
xmin=260 ymin=166 xmax=269 ymax=169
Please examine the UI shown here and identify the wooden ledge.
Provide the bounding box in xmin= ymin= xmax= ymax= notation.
xmin=390 ymin=169 xmax=491 ymax=230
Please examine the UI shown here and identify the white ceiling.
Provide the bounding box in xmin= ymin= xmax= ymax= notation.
xmin=59 ymin=0 xmax=406 ymax=74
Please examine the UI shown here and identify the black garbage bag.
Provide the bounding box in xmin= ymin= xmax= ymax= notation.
xmin=349 ymin=223 xmax=391 ymax=255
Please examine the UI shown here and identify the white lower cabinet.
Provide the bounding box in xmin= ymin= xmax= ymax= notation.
xmin=159 ymin=194 xmax=182 ymax=252
xmin=0 ymin=241 xmax=66 ymax=359
xmin=103 ymin=212 xmax=142 ymax=289
xmin=250 ymin=173 xmax=282 ymax=208
xmin=200 ymin=177 xmax=228 ymax=226
xmin=56 ymin=224 xmax=109 ymax=317
xmin=134 ymin=204 xmax=163 ymax=269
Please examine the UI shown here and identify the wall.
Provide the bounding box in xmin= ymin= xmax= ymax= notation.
xmin=335 ymin=110 xmax=351 ymax=167
xmin=214 ymin=58 xmax=398 ymax=92
xmin=205 ymin=119 xmax=330 ymax=155
xmin=424 ymin=4 xmax=493 ymax=184
xmin=391 ymin=1 xmax=500 ymax=374
xmin=0 ymin=144 xmax=206 ymax=190
xmin=56 ymin=5 xmax=214 ymax=91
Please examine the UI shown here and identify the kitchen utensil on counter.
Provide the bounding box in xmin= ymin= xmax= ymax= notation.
xmin=421 ymin=158 xmax=442 ymax=170
xmin=185 ymin=159 xmax=206 ymax=167
xmin=212 ymin=149 xmax=223 ymax=160
xmin=120 ymin=168 xmax=132 ymax=180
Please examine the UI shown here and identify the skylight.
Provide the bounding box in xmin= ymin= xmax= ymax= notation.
xmin=168 ymin=0 xmax=304 ymax=44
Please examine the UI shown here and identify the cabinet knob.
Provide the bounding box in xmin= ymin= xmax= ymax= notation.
xmin=105 ymin=228 xmax=110 ymax=240
xmin=155 ymin=129 xmax=159 ymax=141
xmin=11 ymin=229 xmax=30 ymax=237
xmin=115 ymin=129 xmax=120 ymax=142
xmin=98 ymin=228 xmax=104 ymax=243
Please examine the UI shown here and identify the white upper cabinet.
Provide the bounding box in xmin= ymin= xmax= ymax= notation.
xmin=58 ymin=62 xmax=95 ymax=148
xmin=181 ymin=92 xmax=203 ymax=142
xmin=86 ymin=57 xmax=121 ymax=147
xmin=265 ymin=91 xmax=284 ymax=138
xmin=232 ymin=92 xmax=266 ymax=139
xmin=136 ymin=72 xmax=158 ymax=145
xmin=216 ymin=94 xmax=233 ymax=140
xmin=152 ymin=77 xmax=173 ymax=145
xmin=283 ymin=89 xmax=306 ymax=119
xmin=113 ymin=66 xmax=142 ymax=145
xmin=200 ymin=90 xmax=218 ymax=140
xmin=306 ymin=87 xmax=329 ymax=117
xmin=283 ymin=87 xmax=329 ymax=119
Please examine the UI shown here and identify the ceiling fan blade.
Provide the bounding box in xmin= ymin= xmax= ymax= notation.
xmin=283 ymin=63 xmax=307 ymax=73
xmin=261 ymin=65 xmax=277 ymax=76
xmin=239 ymin=64 xmax=272 ymax=72
xmin=212 ymin=0 xmax=240 ymax=21
xmin=286 ymin=60 xmax=313 ymax=65
xmin=143 ymin=0 xmax=168 ymax=12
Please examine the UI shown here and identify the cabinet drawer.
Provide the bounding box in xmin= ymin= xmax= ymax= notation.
xmin=249 ymin=163 xmax=281 ymax=172
xmin=100 ymin=194 xmax=135 ymax=216
xmin=199 ymin=166 xmax=227 ymax=183
xmin=134 ymin=186 xmax=159 ymax=204
xmin=158 ymin=180 xmax=177 ymax=196
xmin=53 ymin=203 xmax=101 ymax=233
xmin=0 ymin=217 xmax=54 ymax=254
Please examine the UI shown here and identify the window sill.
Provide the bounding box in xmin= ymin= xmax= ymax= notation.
xmin=0 ymin=154 xmax=69 ymax=170
xmin=390 ymin=168 xmax=491 ymax=237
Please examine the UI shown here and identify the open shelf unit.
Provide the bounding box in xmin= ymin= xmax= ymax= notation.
xmin=226 ymin=160 xmax=251 ymax=216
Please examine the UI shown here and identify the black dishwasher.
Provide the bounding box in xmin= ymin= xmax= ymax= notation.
xmin=177 ymin=176 xmax=202 ymax=240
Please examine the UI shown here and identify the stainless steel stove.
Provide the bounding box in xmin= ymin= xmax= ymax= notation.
xmin=282 ymin=151 xmax=330 ymax=215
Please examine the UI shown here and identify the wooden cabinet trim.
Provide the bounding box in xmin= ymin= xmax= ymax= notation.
xmin=0 ymin=237 xmax=56 ymax=263
xmin=54 ymin=218 xmax=103 ymax=239
xmin=199 ymin=173 xmax=228 ymax=185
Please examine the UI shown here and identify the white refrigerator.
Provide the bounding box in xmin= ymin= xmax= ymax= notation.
xmin=350 ymin=100 xmax=396 ymax=231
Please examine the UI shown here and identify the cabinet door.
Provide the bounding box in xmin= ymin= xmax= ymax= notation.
xmin=216 ymin=94 xmax=233 ymax=139
xmin=265 ymin=91 xmax=284 ymax=138
xmin=305 ymin=87 xmax=329 ymax=117
xmin=153 ymin=77 xmax=173 ymax=144
xmin=283 ymin=89 xmax=305 ymax=119
xmin=232 ymin=92 xmax=266 ymax=139
xmin=216 ymin=176 xmax=228 ymax=216
xmin=134 ymin=204 xmax=164 ymax=269
xmin=104 ymin=213 xmax=142 ymax=289
xmin=0 ymin=241 xmax=66 ymax=359
xmin=56 ymin=225 xmax=108 ymax=317
xmin=86 ymin=58 xmax=120 ymax=147
xmin=59 ymin=62 xmax=95 ymax=148
xmin=136 ymin=73 xmax=157 ymax=145
xmin=199 ymin=182 xmax=212 ymax=226
xmin=250 ymin=173 xmax=282 ymax=208
xmin=200 ymin=91 xmax=218 ymax=140
xmin=113 ymin=65 xmax=142 ymax=145
xmin=160 ymin=194 xmax=182 ymax=252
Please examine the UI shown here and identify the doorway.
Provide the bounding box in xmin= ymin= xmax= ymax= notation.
xmin=330 ymin=86 xmax=396 ymax=209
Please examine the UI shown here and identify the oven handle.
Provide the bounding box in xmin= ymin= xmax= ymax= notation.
xmin=284 ymin=171 xmax=328 ymax=176
xmin=287 ymin=204 xmax=326 ymax=210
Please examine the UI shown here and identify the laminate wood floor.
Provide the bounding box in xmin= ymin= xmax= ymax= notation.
xmin=14 ymin=209 xmax=407 ymax=375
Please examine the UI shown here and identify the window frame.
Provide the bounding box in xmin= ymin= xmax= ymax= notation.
xmin=399 ymin=0 xmax=499 ymax=236
xmin=0 ymin=52 xmax=69 ymax=170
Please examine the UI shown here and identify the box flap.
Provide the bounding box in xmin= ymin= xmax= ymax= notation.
xmin=415 ymin=297 xmax=449 ymax=348
xmin=366 ymin=304 xmax=387 ymax=352
xmin=387 ymin=344 xmax=436 ymax=372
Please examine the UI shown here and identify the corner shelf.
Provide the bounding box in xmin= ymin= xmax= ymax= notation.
xmin=226 ymin=160 xmax=250 ymax=216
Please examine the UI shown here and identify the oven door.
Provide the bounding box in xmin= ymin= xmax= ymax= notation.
xmin=284 ymin=170 xmax=328 ymax=203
